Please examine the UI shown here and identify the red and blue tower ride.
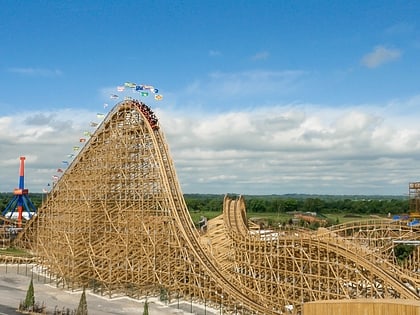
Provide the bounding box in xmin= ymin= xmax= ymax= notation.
xmin=1 ymin=156 xmax=37 ymax=227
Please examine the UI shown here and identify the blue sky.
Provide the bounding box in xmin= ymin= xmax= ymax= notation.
xmin=1 ymin=0 xmax=420 ymax=195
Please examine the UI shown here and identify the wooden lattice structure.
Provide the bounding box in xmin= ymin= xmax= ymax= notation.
xmin=17 ymin=100 xmax=420 ymax=314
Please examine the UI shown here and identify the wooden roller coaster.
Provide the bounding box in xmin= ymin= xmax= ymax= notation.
xmin=14 ymin=100 xmax=420 ymax=314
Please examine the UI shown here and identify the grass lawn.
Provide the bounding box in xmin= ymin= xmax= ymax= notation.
xmin=0 ymin=247 xmax=33 ymax=257
xmin=189 ymin=210 xmax=385 ymax=228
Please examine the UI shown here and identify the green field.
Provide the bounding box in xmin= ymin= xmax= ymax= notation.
xmin=188 ymin=209 xmax=384 ymax=229
xmin=0 ymin=247 xmax=33 ymax=257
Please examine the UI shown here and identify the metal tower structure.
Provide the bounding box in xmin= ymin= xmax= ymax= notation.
xmin=2 ymin=156 xmax=37 ymax=227
xmin=16 ymin=100 xmax=420 ymax=314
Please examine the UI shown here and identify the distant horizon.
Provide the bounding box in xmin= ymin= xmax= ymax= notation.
xmin=0 ymin=190 xmax=408 ymax=198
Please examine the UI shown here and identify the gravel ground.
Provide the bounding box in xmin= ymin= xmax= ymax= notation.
xmin=0 ymin=264 xmax=219 ymax=315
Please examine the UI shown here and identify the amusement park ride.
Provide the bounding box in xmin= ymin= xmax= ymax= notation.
xmin=1 ymin=156 xmax=37 ymax=227
xmin=3 ymin=98 xmax=420 ymax=314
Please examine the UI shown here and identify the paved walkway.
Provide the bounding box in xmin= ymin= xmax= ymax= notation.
xmin=0 ymin=264 xmax=219 ymax=315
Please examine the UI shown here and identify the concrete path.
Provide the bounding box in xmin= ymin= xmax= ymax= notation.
xmin=0 ymin=264 xmax=219 ymax=315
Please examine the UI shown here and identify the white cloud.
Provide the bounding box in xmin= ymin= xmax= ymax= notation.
xmin=2 ymin=96 xmax=420 ymax=196
xmin=0 ymin=108 xmax=100 ymax=192
xmin=160 ymin=99 xmax=420 ymax=195
xmin=209 ymin=50 xmax=221 ymax=57
xmin=8 ymin=67 xmax=63 ymax=76
xmin=251 ymin=51 xmax=270 ymax=60
xmin=184 ymin=70 xmax=306 ymax=100
xmin=361 ymin=46 xmax=401 ymax=68
xmin=384 ymin=22 xmax=415 ymax=36
xmin=164 ymin=69 xmax=308 ymax=116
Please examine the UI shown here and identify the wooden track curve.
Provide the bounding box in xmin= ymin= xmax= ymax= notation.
xmin=220 ymin=196 xmax=419 ymax=312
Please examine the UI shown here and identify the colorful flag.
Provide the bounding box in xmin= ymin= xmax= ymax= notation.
xmin=73 ymin=146 xmax=80 ymax=151
xmin=57 ymin=168 xmax=63 ymax=173
xmin=135 ymin=85 xmax=144 ymax=91
xmin=124 ymin=96 xmax=133 ymax=100
xmin=124 ymin=82 xmax=136 ymax=88
xmin=79 ymin=138 xmax=86 ymax=142
xmin=83 ymin=131 xmax=92 ymax=136
xmin=52 ymin=175 xmax=59 ymax=181
xmin=117 ymin=86 xmax=125 ymax=92
xmin=103 ymin=103 xmax=109 ymax=108
xmin=90 ymin=122 xmax=98 ymax=127
xmin=110 ymin=94 xmax=119 ymax=99
xmin=97 ymin=113 xmax=105 ymax=119
xmin=62 ymin=160 xmax=69 ymax=165
xmin=141 ymin=92 xmax=149 ymax=97
xmin=154 ymin=94 xmax=163 ymax=101
xmin=153 ymin=88 xmax=159 ymax=94
xmin=42 ymin=188 xmax=48 ymax=193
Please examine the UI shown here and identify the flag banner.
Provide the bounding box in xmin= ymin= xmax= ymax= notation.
xmin=124 ymin=82 xmax=136 ymax=88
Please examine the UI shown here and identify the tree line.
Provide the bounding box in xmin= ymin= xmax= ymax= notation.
xmin=0 ymin=192 xmax=409 ymax=216
xmin=0 ymin=193 xmax=43 ymax=213
xmin=184 ymin=194 xmax=409 ymax=215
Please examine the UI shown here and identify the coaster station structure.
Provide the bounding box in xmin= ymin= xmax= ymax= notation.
xmin=17 ymin=99 xmax=420 ymax=314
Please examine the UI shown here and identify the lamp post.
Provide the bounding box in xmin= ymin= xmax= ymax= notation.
xmin=177 ymin=293 xmax=179 ymax=309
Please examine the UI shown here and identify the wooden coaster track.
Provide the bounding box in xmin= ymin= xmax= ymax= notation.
xmin=219 ymin=196 xmax=419 ymax=312
xmin=15 ymin=100 xmax=420 ymax=314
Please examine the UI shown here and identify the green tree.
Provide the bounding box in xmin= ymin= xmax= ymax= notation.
xmin=394 ymin=244 xmax=415 ymax=263
xmin=23 ymin=277 xmax=35 ymax=310
xmin=273 ymin=199 xmax=285 ymax=213
xmin=76 ymin=287 xmax=88 ymax=315
xmin=247 ymin=199 xmax=266 ymax=212
xmin=143 ymin=298 xmax=149 ymax=315
xmin=283 ymin=199 xmax=298 ymax=212
xmin=302 ymin=198 xmax=324 ymax=213
xmin=207 ymin=197 xmax=223 ymax=211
